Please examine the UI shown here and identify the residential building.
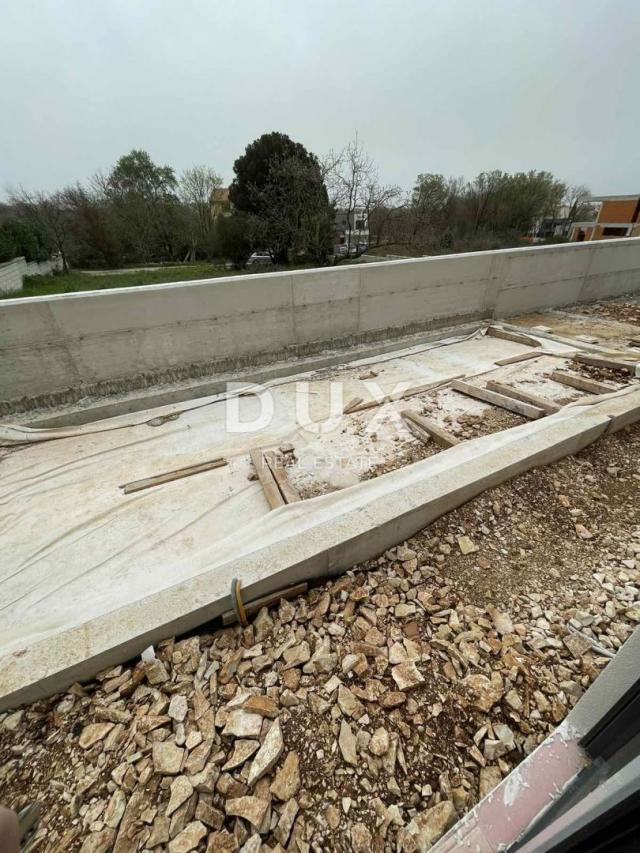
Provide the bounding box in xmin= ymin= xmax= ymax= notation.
xmin=210 ymin=186 xmax=231 ymax=218
xmin=532 ymin=203 xmax=572 ymax=242
xmin=569 ymin=193 xmax=640 ymax=241
xmin=335 ymin=207 xmax=369 ymax=251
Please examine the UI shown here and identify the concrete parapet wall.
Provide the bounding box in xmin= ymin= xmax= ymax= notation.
xmin=1 ymin=238 xmax=640 ymax=411
xmin=0 ymin=257 xmax=26 ymax=294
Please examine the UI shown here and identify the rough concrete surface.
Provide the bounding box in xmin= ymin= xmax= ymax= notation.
xmin=3 ymin=389 xmax=639 ymax=709
xmin=2 ymin=313 xmax=640 ymax=708
xmin=1 ymin=295 xmax=640 ymax=851
xmin=1 ymin=238 xmax=639 ymax=412
xmin=1 ymin=421 xmax=638 ymax=852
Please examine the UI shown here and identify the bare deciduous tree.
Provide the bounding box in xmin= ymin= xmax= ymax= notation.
xmin=179 ymin=165 xmax=222 ymax=259
xmin=9 ymin=187 xmax=71 ymax=271
xmin=564 ymin=184 xmax=594 ymax=222
xmin=324 ymin=134 xmax=401 ymax=256
xmin=63 ymin=183 xmax=120 ymax=268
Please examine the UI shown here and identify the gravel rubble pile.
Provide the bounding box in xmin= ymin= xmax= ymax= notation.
xmin=1 ymin=425 xmax=639 ymax=853
xmin=577 ymin=300 xmax=640 ymax=327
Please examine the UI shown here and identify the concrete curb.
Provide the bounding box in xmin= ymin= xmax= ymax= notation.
xmin=4 ymin=390 xmax=639 ymax=710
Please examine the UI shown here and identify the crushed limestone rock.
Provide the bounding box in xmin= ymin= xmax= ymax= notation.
xmin=1 ymin=424 xmax=639 ymax=851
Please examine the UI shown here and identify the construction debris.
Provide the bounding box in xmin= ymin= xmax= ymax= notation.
xmin=3 ymin=299 xmax=640 ymax=851
xmin=249 ymin=449 xmax=285 ymax=510
xmin=401 ymin=410 xmax=460 ymax=448
xmin=485 ymin=326 xmax=542 ymax=348
xmin=485 ymin=380 xmax=561 ymax=414
xmin=122 ymin=458 xmax=227 ymax=494
xmin=263 ymin=452 xmax=301 ymax=505
xmin=343 ymin=397 xmax=364 ymax=415
xmin=2 ymin=424 xmax=639 ymax=852
xmin=344 ymin=376 xmax=464 ymax=415
xmin=493 ymin=351 xmax=542 ymax=367
xmin=550 ymin=370 xmax=619 ymax=396
xmin=576 ymin=300 xmax=640 ymax=327
xmin=573 ymin=353 xmax=634 ymax=374
xmin=450 ymin=379 xmax=545 ymax=419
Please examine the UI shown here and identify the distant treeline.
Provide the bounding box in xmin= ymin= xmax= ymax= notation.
xmin=0 ymin=133 xmax=593 ymax=270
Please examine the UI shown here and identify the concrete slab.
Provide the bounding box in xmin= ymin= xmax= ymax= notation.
xmin=3 ymin=330 xmax=538 ymax=665
xmin=1 ymin=398 xmax=627 ymax=710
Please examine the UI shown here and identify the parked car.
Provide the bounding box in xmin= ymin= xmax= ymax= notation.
xmin=247 ymin=251 xmax=272 ymax=266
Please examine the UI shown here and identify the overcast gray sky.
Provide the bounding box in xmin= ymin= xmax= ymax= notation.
xmin=1 ymin=0 xmax=639 ymax=198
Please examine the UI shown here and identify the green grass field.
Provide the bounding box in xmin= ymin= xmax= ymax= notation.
xmin=0 ymin=263 xmax=246 ymax=299
xmin=1 ymin=257 xmax=342 ymax=299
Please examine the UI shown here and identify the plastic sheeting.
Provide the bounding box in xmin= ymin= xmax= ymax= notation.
xmin=0 ymin=329 xmax=576 ymax=659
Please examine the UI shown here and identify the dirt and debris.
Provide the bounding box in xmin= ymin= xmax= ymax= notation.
xmin=572 ymin=360 xmax=634 ymax=385
xmin=576 ymin=300 xmax=640 ymax=327
xmin=1 ymin=424 xmax=639 ymax=852
xmin=515 ymin=299 xmax=640 ymax=350
xmin=445 ymin=408 xmax=524 ymax=439
xmin=361 ymin=438 xmax=438 ymax=481
xmin=302 ymin=406 xmax=525 ymax=495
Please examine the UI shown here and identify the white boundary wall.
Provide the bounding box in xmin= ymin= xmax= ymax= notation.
xmin=0 ymin=256 xmax=59 ymax=295
xmin=0 ymin=257 xmax=25 ymax=294
xmin=1 ymin=238 xmax=640 ymax=409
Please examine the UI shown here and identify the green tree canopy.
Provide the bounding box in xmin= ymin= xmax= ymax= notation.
xmin=259 ymin=156 xmax=333 ymax=264
xmin=229 ymin=132 xmax=332 ymax=263
xmin=0 ymin=217 xmax=48 ymax=263
xmin=216 ymin=212 xmax=255 ymax=269
xmin=106 ymin=149 xmax=177 ymax=200
xmin=104 ymin=149 xmax=184 ymax=262
xmin=230 ymin=132 xmax=316 ymax=215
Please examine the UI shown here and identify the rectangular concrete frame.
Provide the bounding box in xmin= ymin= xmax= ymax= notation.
xmin=3 ymin=388 xmax=639 ymax=710
xmin=2 ymin=237 xmax=639 ymax=412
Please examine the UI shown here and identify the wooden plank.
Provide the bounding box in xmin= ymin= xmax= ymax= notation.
xmin=402 ymin=374 xmax=466 ymax=399
xmin=348 ymin=398 xmax=383 ymax=413
xmin=485 ymin=380 xmax=561 ymax=414
xmin=401 ymin=410 xmax=460 ymax=448
xmin=494 ymin=351 xmax=542 ymax=367
xmin=402 ymin=415 xmax=432 ymax=445
xmin=222 ymin=582 xmax=308 ymax=626
xmin=343 ymin=396 xmax=364 ymax=414
xmin=250 ymin=448 xmax=285 ymax=510
xmin=450 ymin=379 xmax=545 ymax=419
xmin=264 ymin=451 xmax=301 ymax=504
xmin=629 ymin=338 xmax=640 ymax=349
xmin=486 ymin=326 xmax=542 ymax=348
xmin=122 ymin=458 xmax=227 ymax=494
xmin=345 ymin=375 xmax=466 ymax=414
xmin=550 ymin=370 xmax=620 ymax=395
xmin=572 ymin=353 xmax=633 ymax=374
